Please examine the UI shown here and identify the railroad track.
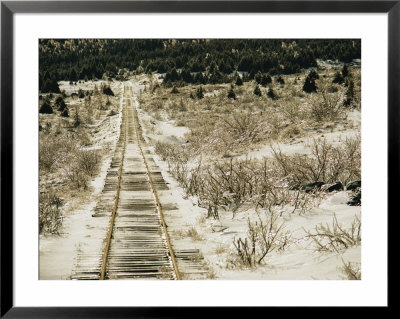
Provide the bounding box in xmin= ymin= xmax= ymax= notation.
xmin=72 ymin=83 xmax=207 ymax=280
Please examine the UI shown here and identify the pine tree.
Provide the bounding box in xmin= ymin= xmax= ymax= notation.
xmin=196 ymin=86 xmax=204 ymax=99
xmin=303 ymin=71 xmax=318 ymax=93
xmin=235 ymin=74 xmax=243 ymax=86
xmin=41 ymin=79 xmax=61 ymax=93
xmin=332 ymin=71 xmax=344 ymax=84
xmin=227 ymin=85 xmax=236 ymax=99
xmin=102 ymin=85 xmax=114 ymax=96
xmin=255 ymin=71 xmax=263 ymax=84
xmin=56 ymin=98 xmax=67 ymax=112
xmin=180 ymin=68 xmax=193 ymax=83
xmin=74 ymin=109 xmax=81 ymax=127
xmin=69 ymin=68 xmax=78 ymax=82
xmin=260 ymin=74 xmax=272 ymax=87
xmin=253 ymin=85 xmax=262 ymax=97
xmin=61 ymin=107 xmax=69 ymax=117
xmin=276 ymin=76 xmax=285 ymax=85
xmin=308 ymin=70 xmax=319 ymax=81
xmin=343 ymin=79 xmax=354 ymax=107
xmin=39 ymin=101 xmax=53 ymax=114
xmin=78 ymin=89 xmax=85 ymax=98
xmin=342 ymin=65 xmax=349 ymax=78
xmin=171 ymin=85 xmax=179 ymax=94
xmin=267 ymin=87 xmax=277 ymax=100
xmin=194 ymin=72 xmax=206 ymax=85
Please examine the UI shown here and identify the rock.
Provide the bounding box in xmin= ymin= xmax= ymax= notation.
xmin=301 ymin=181 xmax=325 ymax=193
xmin=322 ymin=182 xmax=343 ymax=192
xmin=346 ymin=180 xmax=361 ymax=191
xmin=347 ymin=190 xmax=361 ymax=206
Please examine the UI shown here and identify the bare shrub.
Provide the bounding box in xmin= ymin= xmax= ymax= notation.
xmin=281 ymin=103 xmax=302 ymax=124
xmin=74 ymin=108 xmax=81 ymax=127
xmin=39 ymin=134 xmax=77 ymax=172
xmin=154 ymin=145 xmax=320 ymax=219
xmin=39 ymin=139 xmax=58 ymax=171
xmin=304 ymin=214 xmax=361 ymax=253
xmin=272 ymin=136 xmax=361 ymax=187
xmin=338 ymin=258 xmax=361 ymax=280
xmin=221 ymin=110 xmax=265 ymax=143
xmin=39 ymin=190 xmax=63 ymax=234
xmin=154 ymin=141 xmax=177 ymax=161
xmin=185 ymin=109 xmax=268 ymax=155
xmin=63 ymin=163 xmax=89 ymax=190
xmin=77 ymin=149 xmax=100 ymax=177
xmin=309 ymin=87 xmax=345 ymax=122
xmin=231 ymin=211 xmax=286 ymax=267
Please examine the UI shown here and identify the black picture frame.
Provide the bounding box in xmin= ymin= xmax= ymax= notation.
xmin=1 ymin=0 xmax=395 ymax=317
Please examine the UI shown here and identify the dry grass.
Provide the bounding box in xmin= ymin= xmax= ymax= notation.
xmin=215 ymin=244 xmax=229 ymax=254
xmin=186 ymin=227 xmax=204 ymax=241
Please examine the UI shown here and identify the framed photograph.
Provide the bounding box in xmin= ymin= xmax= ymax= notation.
xmin=1 ymin=0 xmax=395 ymax=317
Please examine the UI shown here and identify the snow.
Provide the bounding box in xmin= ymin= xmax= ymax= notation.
xmin=159 ymin=168 xmax=361 ymax=280
xmin=39 ymin=157 xmax=111 ymax=279
xmin=141 ymin=84 xmax=362 ymax=280
xmin=40 ymin=78 xmax=361 ymax=280
xmin=137 ymin=108 xmax=190 ymax=145
xmin=39 ymin=82 xmax=123 ymax=279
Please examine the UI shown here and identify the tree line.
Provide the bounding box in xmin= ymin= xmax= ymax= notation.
xmin=39 ymin=39 xmax=360 ymax=91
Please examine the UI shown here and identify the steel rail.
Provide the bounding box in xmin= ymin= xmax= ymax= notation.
xmin=99 ymin=95 xmax=128 ymax=280
xmin=132 ymin=95 xmax=181 ymax=281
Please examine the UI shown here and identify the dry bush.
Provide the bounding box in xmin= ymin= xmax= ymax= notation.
xmin=304 ymin=214 xmax=361 ymax=253
xmin=76 ymin=149 xmax=100 ymax=177
xmin=187 ymin=110 xmax=268 ymax=155
xmin=309 ymin=87 xmax=345 ymax=122
xmin=39 ymin=134 xmax=76 ymax=172
xmin=280 ymin=102 xmax=303 ymax=124
xmin=338 ymin=258 xmax=361 ymax=280
xmin=62 ymin=149 xmax=100 ymax=189
xmin=76 ymin=129 xmax=92 ymax=147
xmin=155 ymin=143 xmax=320 ymax=219
xmin=63 ymin=163 xmax=89 ymax=190
xmin=221 ymin=110 xmax=266 ymax=144
xmin=39 ymin=190 xmax=63 ymax=234
xmin=154 ymin=141 xmax=178 ymax=161
xmin=40 ymin=132 xmax=101 ymax=190
xmin=231 ymin=211 xmax=286 ymax=267
xmin=272 ymin=136 xmax=361 ymax=187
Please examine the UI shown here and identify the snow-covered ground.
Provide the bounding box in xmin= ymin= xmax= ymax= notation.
xmin=58 ymin=80 xmax=120 ymax=95
xmin=39 ymin=82 xmax=123 ymax=279
xmin=137 ymin=78 xmax=362 ymax=280
xmin=39 ymin=77 xmax=361 ymax=280
xmin=153 ymin=146 xmax=361 ymax=280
